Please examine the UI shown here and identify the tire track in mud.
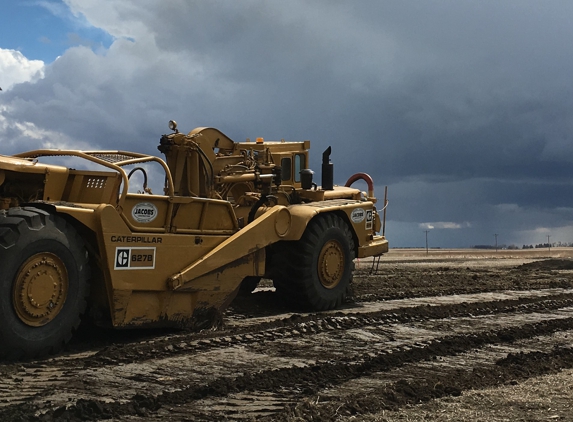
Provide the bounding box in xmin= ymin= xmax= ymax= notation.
xmin=177 ymin=310 xmax=573 ymax=421
xmin=3 ymin=289 xmax=573 ymax=421
xmin=267 ymin=345 xmax=573 ymax=422
xmin=4 ymin=288 xmax=573 ymax=370
xmin=6 ymin=316 xmax=573 ymax=421
xmin=76 ymin=289 xmax=573 ymax=365
xmin=350 ymin=263 xmax=573 ymax=302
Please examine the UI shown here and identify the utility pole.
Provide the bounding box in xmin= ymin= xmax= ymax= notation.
xmin=424 ymin=230 xmax=430 ymax=255
xmin=494 ymin=234 xmax=498 ymax=252
xmin=547 ymin=235 xmax=551 ymax=252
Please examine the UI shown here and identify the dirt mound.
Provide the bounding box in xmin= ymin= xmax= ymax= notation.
xmin=517 ymin=259 xmax=573 ymax=271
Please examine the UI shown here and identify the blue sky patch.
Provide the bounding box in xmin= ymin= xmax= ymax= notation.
xmin=0 ymin=0 xmax=113 ymax=63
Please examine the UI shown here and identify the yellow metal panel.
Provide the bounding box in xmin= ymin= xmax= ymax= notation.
xmin=120 ymin=291 xmax=196 ymax=325
xmin=172 ymin=201 xmax=203 ymax=230
xmin=169 ymin=196 xmax=238 ymax=232
xmin=0 ymin=155 xmax=57 ymax=173
xmin=282 ymin=205 xmax=318 ymax=240
xmin=103 ymin=233 xmax=231 ymax=291
xmin=123 ymin=195 xmax=170 ymax=231
xmin=97 ymin=203 xmax=236 ymax=326
xmin=62 ymin=170 xmax=121 ymax=204
xmin=234 ymin=141 xmax=309 ymax=153
xmin=54 ymin=205 xmax=99 ymax=231
xmin=358 ymin=235 xmax=389 ymax=258
xmin=43 ymin=168 xmax=69 ymax=201
xmin=168 ymin=206 xmax=287 ymax=290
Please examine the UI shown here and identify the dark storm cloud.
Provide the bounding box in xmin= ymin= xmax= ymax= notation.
xmin=2 ymin=0 xmax=573 ymax=246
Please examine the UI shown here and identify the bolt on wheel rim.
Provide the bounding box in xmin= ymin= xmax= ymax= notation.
xmin=318 ymin=239 xmax=344 ymax=289
xmin=13 ymin=253 xmax=68 ymax=327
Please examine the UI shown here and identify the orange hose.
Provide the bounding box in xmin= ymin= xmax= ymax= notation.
xmin=345 ymin=172 xmax=374 ymax=198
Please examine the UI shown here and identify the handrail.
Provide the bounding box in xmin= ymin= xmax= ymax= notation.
xmin=13 ymin=149 xmax=175 ymax=207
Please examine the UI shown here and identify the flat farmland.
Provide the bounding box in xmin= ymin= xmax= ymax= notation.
xmin=2 ymin=248 xmax=573 ymax=421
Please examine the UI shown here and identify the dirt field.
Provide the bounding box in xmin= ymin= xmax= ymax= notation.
xmin=2 ymin=248 xmax=573 ymax=421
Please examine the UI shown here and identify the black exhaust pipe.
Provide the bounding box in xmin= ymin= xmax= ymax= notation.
xmin=322 ymin=146 xmax=333 ymax=190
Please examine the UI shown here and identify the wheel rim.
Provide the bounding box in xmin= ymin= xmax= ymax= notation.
xmin=318 ymin=239 xmax=345 ymax=289
xmin=13 ymin=253 xmax=69 ymax=327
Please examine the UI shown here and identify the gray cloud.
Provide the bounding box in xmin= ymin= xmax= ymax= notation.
xmin=2 ymin=0 xmax=573 ymax=247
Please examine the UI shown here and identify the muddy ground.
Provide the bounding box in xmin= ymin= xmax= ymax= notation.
xmin=2 ymin=248 xmax=573 ymax=421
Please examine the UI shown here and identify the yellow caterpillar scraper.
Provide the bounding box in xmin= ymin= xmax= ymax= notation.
xmin=0 ymin=120 xmax=388 ymax=359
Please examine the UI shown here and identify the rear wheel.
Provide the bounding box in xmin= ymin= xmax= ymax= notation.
xmin=273 ymin=213 xmax=355 ymax=310
xmin=0 ymin=207 xmax=90 ymax=359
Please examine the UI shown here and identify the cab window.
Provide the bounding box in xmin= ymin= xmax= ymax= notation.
xmin=294 ymin=154 xmax=305 ymax=182
xmin=281 ymin=157 xmax=292 ymax=181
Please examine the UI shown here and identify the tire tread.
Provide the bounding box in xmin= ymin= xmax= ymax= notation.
xmin=0 ymin=207 xmax=91 ymax=360
xmin=272 ymin=213 xmax=355 ymax=310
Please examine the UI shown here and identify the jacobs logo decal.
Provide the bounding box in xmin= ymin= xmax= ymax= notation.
xmin=132 ymin=202 xmax=158 ymax=223
xmin=351 ymin=208 xmax=366 ymax=224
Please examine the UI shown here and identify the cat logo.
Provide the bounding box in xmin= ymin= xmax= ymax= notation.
xmin=366 ymin=210 xmax=373 ymax=230
xmin=116 ymin=249 xmax=130 ymax=268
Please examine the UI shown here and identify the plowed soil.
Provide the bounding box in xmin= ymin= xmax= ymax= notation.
xmin=2 ymin=248 xmax=573 ymax=421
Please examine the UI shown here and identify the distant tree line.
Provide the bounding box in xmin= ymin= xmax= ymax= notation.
xmin=523 ymin=242 xmax=573 ymax=249
xmin=473 ymin=242 xmax=573 ymax=250
xmin=473 ymin=244 xmax=520 ymax=250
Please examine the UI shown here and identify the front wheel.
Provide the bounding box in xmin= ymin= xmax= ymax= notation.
xmin=0 ymin=208 xmax=90 ymax=359
xmin=273 ymin=213 xmax=355 ymax=310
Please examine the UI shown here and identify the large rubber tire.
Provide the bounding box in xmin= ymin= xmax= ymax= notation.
xmin=0 ymin=207 xmax=90 ymax=360
xmin=272 ymin=213 xmax=355 ymax=310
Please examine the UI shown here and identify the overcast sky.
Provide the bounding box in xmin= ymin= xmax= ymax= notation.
xmin=2 ymin=0 xmax=573 ymax=248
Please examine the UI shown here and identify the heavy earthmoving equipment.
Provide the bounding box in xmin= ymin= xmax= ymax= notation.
xmin=0 ymin=121 xmax=388 ymax=359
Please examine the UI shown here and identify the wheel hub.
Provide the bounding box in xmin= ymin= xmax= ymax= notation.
xmin=318 ymin=239 xmax=344 ymax=289
xmin=13 ymin=253 xmax=68 ymax=327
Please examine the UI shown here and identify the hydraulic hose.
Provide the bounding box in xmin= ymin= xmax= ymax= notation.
xmin=345 ymin=172 xmax=375 ymax=199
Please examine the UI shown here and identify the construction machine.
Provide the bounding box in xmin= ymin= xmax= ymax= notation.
xmin=0 ymin=120 xmax=388 ymax=359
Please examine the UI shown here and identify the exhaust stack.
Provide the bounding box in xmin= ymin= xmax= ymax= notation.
xmin=322 ymin=146 xmax=333 ymax=190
